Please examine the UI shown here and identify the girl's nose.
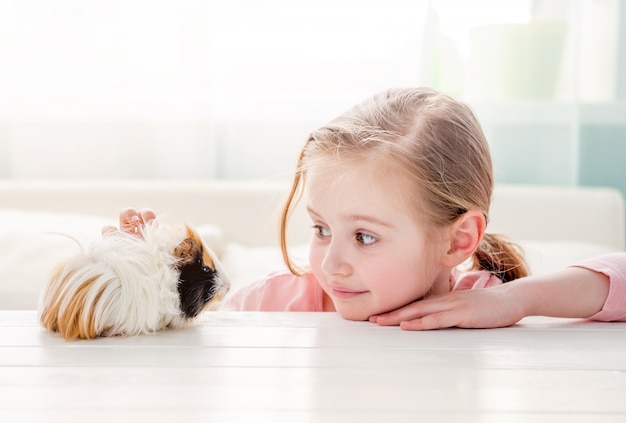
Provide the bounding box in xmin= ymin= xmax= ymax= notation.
xmin=321 ymin=240 xmax=352 ymax=277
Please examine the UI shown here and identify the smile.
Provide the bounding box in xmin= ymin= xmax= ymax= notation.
xmin=330 ymin=286 xmax=368 ymax=299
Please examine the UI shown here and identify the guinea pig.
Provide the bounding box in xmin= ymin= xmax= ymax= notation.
xmin=39 ymin=220 xmax=230 ymax=340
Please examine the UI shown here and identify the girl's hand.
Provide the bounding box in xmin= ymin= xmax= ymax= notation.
xmin=370 ymin=267 xmax=610 ymax=330
xmin=101 ymin=208 xmax=157 ymax=239
xmin=370 ymin=284 xmax=525 ymax=330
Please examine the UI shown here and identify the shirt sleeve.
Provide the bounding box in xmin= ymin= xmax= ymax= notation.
xmin=571 ymin=252 xmax=626 ymax=321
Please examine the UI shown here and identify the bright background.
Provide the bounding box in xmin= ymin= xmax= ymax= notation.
xmin=0 ymin=0 xmax=624 ymax=196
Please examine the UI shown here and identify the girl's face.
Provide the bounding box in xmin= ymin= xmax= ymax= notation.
xmin=306 ymin=163 xmax=453 ymax=321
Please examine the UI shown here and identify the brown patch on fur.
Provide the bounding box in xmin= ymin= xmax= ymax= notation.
xmin=40 ymin=263 xmax=65 ymax=333
xmin=63 ymin=275 xmax=103 ymax=340
xmin=41 ymin=266 xmax=106 ymax=341
xmin=172 ymin=225 xmax=215 ymax=270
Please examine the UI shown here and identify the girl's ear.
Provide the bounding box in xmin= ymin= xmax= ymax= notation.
xmin=441 ymin=210 xmax=486 ymax=267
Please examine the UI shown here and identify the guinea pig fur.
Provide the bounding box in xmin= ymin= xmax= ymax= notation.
xmin=39 ymin=220 xmax=230 ymax=341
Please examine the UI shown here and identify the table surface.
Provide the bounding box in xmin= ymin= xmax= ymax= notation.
xmin=1 ymin=310 xmax=626 ymax=422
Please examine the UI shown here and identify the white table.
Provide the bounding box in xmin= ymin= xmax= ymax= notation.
xmin=1 ymin=310 xmax=626 ymax=422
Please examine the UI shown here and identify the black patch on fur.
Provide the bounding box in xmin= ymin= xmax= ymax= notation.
xmin=176 ymin=249 xmax=218 ymax=319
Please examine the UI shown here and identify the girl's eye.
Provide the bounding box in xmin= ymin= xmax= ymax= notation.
xmin=356 ymin=232 xmax=377 ymax=246
xmin=313 ymin=225 xmax=331 ymax=238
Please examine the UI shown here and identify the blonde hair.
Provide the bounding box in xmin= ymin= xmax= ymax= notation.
xmin=280 ymin=87 xmax=528 ymax=282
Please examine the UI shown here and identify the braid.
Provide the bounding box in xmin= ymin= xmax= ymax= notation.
xmin=470 ymin=233 xmax=529 ymax=282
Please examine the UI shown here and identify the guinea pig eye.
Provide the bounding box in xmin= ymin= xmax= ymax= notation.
xmin=202 ymin=265 xmax=212 ymax=273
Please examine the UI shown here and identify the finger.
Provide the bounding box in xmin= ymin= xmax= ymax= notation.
xmin=370 ymin=311 xmax=405 ymax=326
xmin=372 ymin=301 xmax=436 ymax=326
xmin=376 ymin=296 xmax=459 ymax=327
xmin=119 ymin=207 xmax=140 ymax=225
xmin=399 ymin=311 xmax=458 ymax=331
xmin=119 ymin=208 xmax=143 ymax=235
xmin=139 ymin=208 xmax=157 ymax=225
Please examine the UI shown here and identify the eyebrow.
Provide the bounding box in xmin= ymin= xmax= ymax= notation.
xmin=306 ymin=206 xmax=395 ymax=228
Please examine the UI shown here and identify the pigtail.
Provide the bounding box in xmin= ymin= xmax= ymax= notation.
xmin=470 ymin=233 xmax=529 ymax=282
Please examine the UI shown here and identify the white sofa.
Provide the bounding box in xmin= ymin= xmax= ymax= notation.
xmin=0 ymin=179 xmax=624 ymax=310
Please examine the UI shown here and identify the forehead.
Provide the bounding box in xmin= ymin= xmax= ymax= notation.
xmin=305 ymin=159 xmax=415 ymax=218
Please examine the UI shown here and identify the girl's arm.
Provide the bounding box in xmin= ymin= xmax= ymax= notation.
xmin=371 ymin=253 xmax=626 ymax=331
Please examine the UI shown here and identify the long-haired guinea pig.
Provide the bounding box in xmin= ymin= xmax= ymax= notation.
xmin=39 ymin=220 xmax=230 ymax=341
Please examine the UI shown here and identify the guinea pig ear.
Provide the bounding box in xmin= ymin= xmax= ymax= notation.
xmin=173 ymin=237 xmax=199 ymax=266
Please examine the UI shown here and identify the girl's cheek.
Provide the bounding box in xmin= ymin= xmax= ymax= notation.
xmin=309 ymin=245 xmax=331 ymax=288
xmin=308 ymin=244 xmax=324 ymax=272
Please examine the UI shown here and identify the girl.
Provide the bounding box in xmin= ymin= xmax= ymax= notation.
xmin=112 ymin=87 xmax=626 ymax=330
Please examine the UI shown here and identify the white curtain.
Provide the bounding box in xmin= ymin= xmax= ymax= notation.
xmin=0 ymin=0 xmax=624 ymax=189
xmin=0 ymin=0 xmax=428 ymax=179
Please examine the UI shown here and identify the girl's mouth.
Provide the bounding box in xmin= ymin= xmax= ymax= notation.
xmin=330 ymin=286 xmax=368 ymax=299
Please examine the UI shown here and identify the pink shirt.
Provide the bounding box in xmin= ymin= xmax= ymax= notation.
xmin=222 ymin=271 xmax=325 ymax=312
xmin=221 ymin=253 xmax=626 ymax=321
xmin=573 ymin=253 xmax=626 ymax=321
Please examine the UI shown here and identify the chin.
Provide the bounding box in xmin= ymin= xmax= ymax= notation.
xmin=39 ymin=221 xmax=230 ymax=341
xmin=334 ymin=304 xmax=372 ymax=322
